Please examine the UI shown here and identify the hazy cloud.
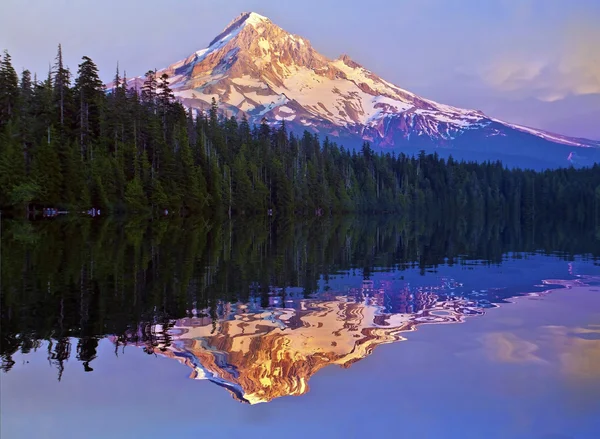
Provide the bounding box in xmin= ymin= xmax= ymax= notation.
xmin=483 ymin=19 xmax=600 ymax=100
xmin=482 ymin=332 xmax=545 ymax=364
xmin=484 ymin=57 xmax=548 ymax=92
xmin=559 ymin=19 xmax=600 ymax=95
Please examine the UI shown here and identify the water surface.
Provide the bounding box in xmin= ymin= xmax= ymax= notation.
xmin=1 ymin=217 xmax=599 ymax=438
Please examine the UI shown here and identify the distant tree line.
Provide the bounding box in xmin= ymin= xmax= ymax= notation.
xmin=1 ymin=47 xmax=600 ymax=222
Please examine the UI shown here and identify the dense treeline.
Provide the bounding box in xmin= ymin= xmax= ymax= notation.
xmin=1 ymin=48 xmax=600 ymax=220
xmin=2 ymin=215 xmax=599 ymax=375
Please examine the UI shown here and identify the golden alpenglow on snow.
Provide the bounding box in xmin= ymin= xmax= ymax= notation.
xmin=121 ymin=281 xmax=488 ymax=404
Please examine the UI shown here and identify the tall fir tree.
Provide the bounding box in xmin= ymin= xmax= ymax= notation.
xmin=74 ymin=56 xmax=104 ymax=160
xmin=0 ymin=50 xmax=19 ymax=126
xmin=53 ymin=44 xmax=70 ymax=128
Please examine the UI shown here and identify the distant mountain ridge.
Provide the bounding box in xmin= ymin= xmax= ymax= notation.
xmin=115 ymin=12 xmax=600 ymax=169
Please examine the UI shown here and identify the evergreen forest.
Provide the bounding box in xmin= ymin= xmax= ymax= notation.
xmin=1 ymin=48 xmax=600 ymax=223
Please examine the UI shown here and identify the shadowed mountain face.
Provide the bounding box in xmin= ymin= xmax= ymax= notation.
xmin=117 ymin=12 xmax=600 ymax=169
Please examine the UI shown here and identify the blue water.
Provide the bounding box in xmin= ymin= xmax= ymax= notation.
xmin=2 ymin=217 xmax=600 ymax=438
xmin=2 ymin=255 xmax=600 ymax=438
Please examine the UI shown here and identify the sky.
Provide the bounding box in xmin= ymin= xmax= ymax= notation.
xmin=1 ymin=0 xmax=599 ymax=139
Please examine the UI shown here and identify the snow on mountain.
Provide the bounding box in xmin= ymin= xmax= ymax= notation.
xmin=491 ymin=119 xmax=596 ymax=148
xmin=117 ymin=12 xmax=600 ymax=168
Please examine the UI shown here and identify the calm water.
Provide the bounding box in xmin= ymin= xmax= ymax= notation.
xmin=1 ymin=216 xmax=600 ymax=438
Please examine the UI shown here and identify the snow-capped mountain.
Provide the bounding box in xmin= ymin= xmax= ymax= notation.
xmin=119 ymin=12 xmax=600 ymax=169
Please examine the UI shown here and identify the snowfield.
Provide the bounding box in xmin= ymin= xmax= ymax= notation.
xmin=112 ymin=11 xmax=599 ymax=155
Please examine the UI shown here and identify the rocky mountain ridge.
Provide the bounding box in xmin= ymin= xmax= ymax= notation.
xmin=117 ymin=12 xmax=600 ymax=168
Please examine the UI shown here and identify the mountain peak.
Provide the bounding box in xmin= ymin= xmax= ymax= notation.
xmin=241 ymin=12 xmax=270 ymax=26
xmin=209 ymin=12 xmax=272 ymax=47
xmin=121 ymin=12 xmax=600 ymax=168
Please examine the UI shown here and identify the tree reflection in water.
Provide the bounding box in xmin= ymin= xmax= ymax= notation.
xmin=1 ymin=215 xmax=599 ymax=388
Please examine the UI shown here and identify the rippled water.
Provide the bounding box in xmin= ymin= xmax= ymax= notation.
xmin=1 ymin=217 xmax=600 ymax=438
xmin=116 ymin=274 xmax=599 ymax=406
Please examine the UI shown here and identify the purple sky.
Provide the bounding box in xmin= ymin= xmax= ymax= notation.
xmin=1 ymin=0 xmax=599 ymax=139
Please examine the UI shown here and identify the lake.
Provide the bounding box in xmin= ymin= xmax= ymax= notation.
xmin=1 ymin=216 xmax=600 ymax=438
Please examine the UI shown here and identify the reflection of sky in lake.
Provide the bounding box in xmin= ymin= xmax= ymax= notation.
xmin=322 ymin=254 xmax=596 ymax=295
xmin=2 ymin=255 xmax=600 ymax=438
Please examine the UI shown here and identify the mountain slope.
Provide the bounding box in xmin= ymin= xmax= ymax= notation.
xmin=119 ymin=12 xmax=600 ymax=169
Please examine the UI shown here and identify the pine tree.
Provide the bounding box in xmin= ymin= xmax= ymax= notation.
xmin=150 ymin=177 xmax=168 ymax=211
xmin=53 ymin=44 xmax=70 ymax=128
xmin=0 ymin=122 xmax=27 ymax=207
xmin=74 ymin=56 xmax=104 ymax=160
xmin=239 ymin=113 xmax=251 ymax=146
xmin=60 ymin=140 xmax=87 ymax=207
xmin=0 ymin=50 xmax=19 ymax=126
xmin=124 ymin=176 xmax=147 ymax=212
xmin=232 ymin=149 xmax=252 ymax=213
xmin=31 ymin=127 xmax=63 ymax=206
xmin=177 ymin=125 xmax=208 ymax=213
xmin=29 ymin=68 xmax=55 ymax=146
xmin=141 ymin=70 xmax=157 ymax=109
xmin=18 ymin=69 xmax=34 ymax=171
xmin=157 ymin=73 xmax=174 ymax=140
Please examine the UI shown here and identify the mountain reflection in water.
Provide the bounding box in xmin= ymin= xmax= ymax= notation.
xmin=3 ymin=216 xmax=600 ymax=407
xmin=116 ymin=278 xmax=577 ymax=404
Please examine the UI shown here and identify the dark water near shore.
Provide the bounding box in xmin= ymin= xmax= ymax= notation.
xmin=1 ymin=216 xmax=600 ymax=438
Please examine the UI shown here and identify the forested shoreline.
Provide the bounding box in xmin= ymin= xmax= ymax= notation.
xmin=1 ymin=48 xmax=600 ymax=222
